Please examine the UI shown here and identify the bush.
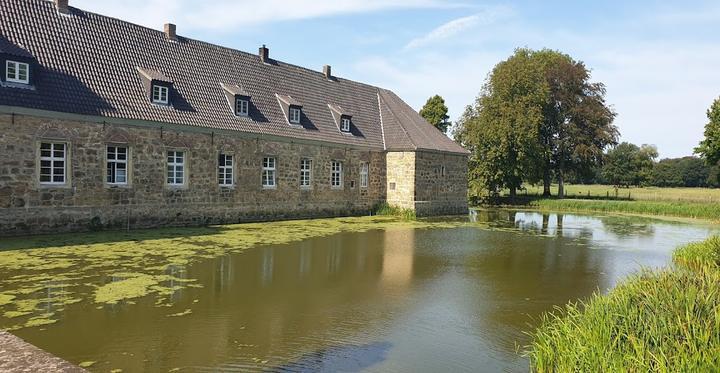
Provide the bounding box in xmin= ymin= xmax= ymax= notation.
xmin=528 ymin=236 xmax=720 ymax=371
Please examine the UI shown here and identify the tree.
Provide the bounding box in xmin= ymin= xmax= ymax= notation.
xmin=651 ymin=156 xmax=711 ymax=187
xmin=419 ymin=95 xmax=451 ymax=133
xmin=602 ymin=142 xmax=657 ymax=187
xmin=695 ymin=97 xmax=720 ymax=166
xmin=455 ymin=49 xmax=547 ymax=198
xmin=535 ymin=50 xmax=618 ymax=197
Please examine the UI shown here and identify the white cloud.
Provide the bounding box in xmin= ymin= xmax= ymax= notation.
xmin=404 ymin=6 xmax=513 ymax=50
xmin=73 ymin=0 xmax=466 ymax=31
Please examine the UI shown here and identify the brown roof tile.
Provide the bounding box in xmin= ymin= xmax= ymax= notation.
xmin=0 ymin=0 xmax=467 ymax=155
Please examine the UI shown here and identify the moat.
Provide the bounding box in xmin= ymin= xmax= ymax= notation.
xmin=0 ymin=211 xmax=717 ymax=372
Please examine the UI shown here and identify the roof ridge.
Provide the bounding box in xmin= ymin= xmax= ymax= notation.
xmin=379 ymin=90 xmax=417 ymax=150
xmin=376 ymin=91 xmax=387 ymax=150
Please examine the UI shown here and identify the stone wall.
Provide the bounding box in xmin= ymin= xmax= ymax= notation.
xmin=0 ymin=113 xmax=387 ymax=235
xmin=385 ymin=150 xmax=468 ymax=216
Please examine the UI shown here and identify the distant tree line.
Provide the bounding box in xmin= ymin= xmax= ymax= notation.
xmin=580 ymin=142 xmax=719 ymax=187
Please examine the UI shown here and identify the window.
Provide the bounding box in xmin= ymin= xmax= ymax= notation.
xmin=152 ymin=85 xmax=169 ymax=104
xmin=106 ymin=146 xmax=128 ymax=185
xmin=289 ymin=107 xmax=301 ymax=124
xmin=331 ymin=161 xmax=343 ymax=188
xmin=360 ymin=163 xmax=369 ymax=188
xmin=6 ymin=60 xmax=29 ymax=84
xmin=39 ymin=142 xmax=66 ymax=184
xmin=218 ymin=154 xmax=233 ymax=186
xmin=341 ymin=118 xmax=351 ymax=132
xmin=167 ymin=150 xmax=185 ymax=186
xmin=440 ymin=165 xmax=446 ymax=177
xmin=235 ymin=98 xmax=249 ymax=116
xmin=262 ymin=157 xmax=276 ymax=188
xmin=300 ymin=158 xmax=312 ymax=188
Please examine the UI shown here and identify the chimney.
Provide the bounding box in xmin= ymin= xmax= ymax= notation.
xmin=323 ymin=65 xmax=332 ymax=80
xmin=164 ymin=23 xmax=177 ymax=41
xmin=54 ymin=0 xmax=69 ymax=14
xmin=259 ymin=45 xmax=269 ymax=63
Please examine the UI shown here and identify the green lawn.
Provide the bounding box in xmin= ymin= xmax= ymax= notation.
xmin=514 ymin=184 xmax=720 ymax=203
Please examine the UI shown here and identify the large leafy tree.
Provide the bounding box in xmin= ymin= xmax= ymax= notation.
xmin=602 ymin=142 xmax=657 ymax=187
xmin=455 ymin=49 xmax=546 ymax=197
xmin=419 ymin=95 xmax=451 ymax=133
xmin=535 ymin=50 xmax=618 ymax=197
xmin=456 ymin=48 xmax=618 ymax=199
xmin=695 ymin=97 xmax=720 ymax=166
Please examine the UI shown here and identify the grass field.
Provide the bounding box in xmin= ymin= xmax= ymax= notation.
xmin=513 ymin=184 xmax=720 ymax=203
xmin=527 ymin=236 xmax=720 ymax=371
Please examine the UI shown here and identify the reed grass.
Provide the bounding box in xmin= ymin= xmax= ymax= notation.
xmin=527 ymin=236 xmax=720 ymax=372
xmin=373 ymin=202 xmax=417 ymax=221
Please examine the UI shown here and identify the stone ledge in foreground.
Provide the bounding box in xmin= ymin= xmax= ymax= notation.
xmin=0 ymin=331 xmax=87 ymax=373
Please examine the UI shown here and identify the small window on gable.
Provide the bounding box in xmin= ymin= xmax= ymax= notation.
xmin=341 ymin=118 xmax=351 ymax=132
xmin=152 ymin=85 xmax=169 ymax=105
xmin=236 ymin=98 xmax=249 ymax=116
xmin=289 ymin=107 xmax=301 ymax=124
xmin=6 ymin=60 xmax=30 ymax=84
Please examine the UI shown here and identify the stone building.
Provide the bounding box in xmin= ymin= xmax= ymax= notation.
xmin=0 ymin=0 xmax=469 ymax=235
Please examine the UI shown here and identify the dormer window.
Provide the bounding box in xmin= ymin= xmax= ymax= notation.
xmin=6 ymin=60 xmax=30 ymax=84
xmin=236 ymin=97 xmax=249 ymax=116
xmin=290 ymin=107 xmax=301 ymax=124
xmin=341 ymin=118 xmax=351 ymax=132
xmin=137 ymin=67 xmax=174 ymax=106
xmin=152 ymin=85 xmax=169 ymax=105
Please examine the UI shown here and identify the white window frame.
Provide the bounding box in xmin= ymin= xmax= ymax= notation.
xmin=331 ymin=161 xmax=343 ymax=189
xmin=6 ymin=60 xmax=29 ymax=84
xmin=152 ymin=85 xmax=169 ymax=105
xmin=300 ymin=158 xmax=312 ymax=188
xmin=218 ymin=153 xmax=234 ymax=187
xmin=262 ymin=157 xmax=276 ymax=189
xmin=167 ymin=150 xmax=185 ymax=186
xmin=289 ymin=107 xmax=301 ymax=124
xmin=341 ymin=118 xmax=351 ymax=132
xmin=235 ymin=98 xmax=249 ymax=116
xmin=39 ymin=142 xmax=67 ymax=185
xmin=106 ymin=145 xmax=128 ymax=185
xmin=360 ymin=162 xmax=369 ymax=188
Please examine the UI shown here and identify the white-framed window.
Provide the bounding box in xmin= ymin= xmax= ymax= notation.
xmin=235 ymin=98 xmax=249 ymax=116
xmin=331 ymin=161 xmax=343 ymax=189
xmin=167 ymin=150 xmax=185 ymax=186
xmin=152 ymin=85 xmax=169 ymax=104
xmin=262 ymin=157 xmax=276 ymax=188
xmin=289 ymin=107 xmax=301 ymax=124
xmin=360 ymin=162 xmax=369 ymax=188
xmin=106 ymin=146 xmax=128 ymax=185
xmin=6 ymin=60 xmax=29 ymax=84
xmin=39 ymin=142 xmax=66 ymax=185
xmin=218 ymin=153 xmax=233 ymax=186
xmin=341 ymin=118 xmax=351 ymax=132
xmin=300 ymin=158 xmax=312 ymax=188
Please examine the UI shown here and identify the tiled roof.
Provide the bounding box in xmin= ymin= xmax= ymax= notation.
xmin=0 ymin=0 xmax=468 ymax=155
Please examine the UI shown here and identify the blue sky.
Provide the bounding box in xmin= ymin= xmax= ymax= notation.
xmin=75 ymin=0 xmax=720 ymax=158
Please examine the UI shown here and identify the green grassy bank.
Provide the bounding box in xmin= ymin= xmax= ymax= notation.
xmin=529 ymin=199 xmax=720 ymax=221
xmin=518 ymin=184 xmax=720 ymax=203
xmin=527 ymin=236 xmax=720 ymax=371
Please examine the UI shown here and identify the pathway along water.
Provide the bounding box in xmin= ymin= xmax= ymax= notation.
xmin=1 ymin=210 xmax=717 ymax=372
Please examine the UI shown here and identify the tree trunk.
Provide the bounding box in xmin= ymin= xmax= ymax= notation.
xmin=557 ymin=168 xmax=565 ymax=199
xmin=509 ymin=187 xmax=516 ymax=198
xmin=542 ymin=168 xmax=552 ymax=197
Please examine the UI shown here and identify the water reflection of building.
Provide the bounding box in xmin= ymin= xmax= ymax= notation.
xmin=380 ymin=229 xmax=415 ymax=288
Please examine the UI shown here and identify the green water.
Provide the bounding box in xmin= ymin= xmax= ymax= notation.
xmin=0 ymin=210 xmax=717 ymax=372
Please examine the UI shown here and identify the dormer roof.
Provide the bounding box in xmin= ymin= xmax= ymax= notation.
xmin=276 ymin=94 xmax=302 ymax=107
xmin=221 ymin=83 xmax=250 ymax=98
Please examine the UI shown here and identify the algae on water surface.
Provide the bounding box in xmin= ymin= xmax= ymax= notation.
xmin=0 ymin=216 xmax=467 ymax=330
